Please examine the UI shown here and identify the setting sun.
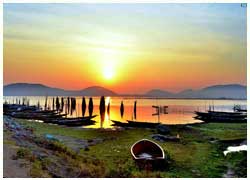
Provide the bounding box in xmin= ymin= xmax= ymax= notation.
xmin=103 ymin=65 xmax=115 ymax=80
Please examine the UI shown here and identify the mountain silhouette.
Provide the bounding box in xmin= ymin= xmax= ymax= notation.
xmin=3 ymin=83 xmax=246 ymax=99
xmin=146 ymin=84 xmax=246 ymax=99
xmin=3 ymin=83 xmax=116 ymax=96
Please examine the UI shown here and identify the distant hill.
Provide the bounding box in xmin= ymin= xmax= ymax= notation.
xmin=3 ymin=83 xmax=117 ymax=96
xmin=3 ymin=83 xmax=246 ymax=99
xmin=192 ymin=84 xmax=246 ymax=99
xmin=146 ymin=84 xmax=246 ymax=99
xmin=78 ymin=86 xmax=117 ymax=96
xmin=145 ymin=89 xmax=174 ymax=97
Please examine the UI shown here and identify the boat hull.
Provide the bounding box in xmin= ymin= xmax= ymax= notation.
xmin=131 ymin=139 xmax=165 ymax=169
xmin=55 ymin=115 xmax=97 ymax=126
xmin=127 ymin=120 xmax=160 ymax=128
xmin=194 ymin=111 xmax=247 ymax=123
xmin=111 ymin=120 xmax=128 ymax=127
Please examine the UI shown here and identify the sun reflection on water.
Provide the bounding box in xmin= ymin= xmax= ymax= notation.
xmin=3 ymin=96 xmax=247 ymax=128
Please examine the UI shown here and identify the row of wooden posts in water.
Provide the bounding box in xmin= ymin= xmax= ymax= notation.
xmin=6 ymin=96 xmax=137 ymax=120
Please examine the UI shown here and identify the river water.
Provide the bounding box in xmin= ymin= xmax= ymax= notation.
xmin=3 ymin=96 xmax=246 ymax=128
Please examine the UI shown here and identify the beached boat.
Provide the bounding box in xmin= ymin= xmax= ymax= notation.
xmin=194 ymin=111 xmax=247 ymax=123
xmin=195 ymin=116 xmax=247 ymax=123
xmin=55 ymin=115 xmax=97 ymax=126
xmin=235 ymin=109 xmax=247 ymax=113
xmin=233 ymin=105 xmax=247 ymax=112
xmin=32 ymin=110 xmax=58 ymax=114
xmin=111 ymin=120 xmax=128 ymax=127
xmin=3 ymin=104 xmax=39 ymax=115
xmin=207 ymin=110 xmax=246 ymax=115
xmin=127 ymin=120 xmax=160 ymax=128
xmin=111 ymin=120 xmax=160 ymax=128
xmin=131 ymin=139 xmax=165 ymax=168
xmin=197 ymin=111 xmax=246 ymax=117
xmin=9 ymin=112 xmax=67 ymax=120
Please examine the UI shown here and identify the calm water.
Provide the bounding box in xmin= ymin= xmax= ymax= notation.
xmin=3 ymin=96 xmax=247 ymax=128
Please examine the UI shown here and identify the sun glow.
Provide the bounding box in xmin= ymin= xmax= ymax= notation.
xmin=103 ymin=65 xmax=115 ymax=80
xmin=100 ymin=49 xmax=121 ymax=81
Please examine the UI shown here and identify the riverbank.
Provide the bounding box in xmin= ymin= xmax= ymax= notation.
xmin=3 ymin=115 xmax=247 ymax=178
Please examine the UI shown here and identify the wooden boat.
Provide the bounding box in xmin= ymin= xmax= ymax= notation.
xmin=207 ymin=110 xmax=246 ymax=115
xmin=9 ymin=112 xmax=67 ymax=120
xmin=194 ymin=111 xmax=247 ymax=123
xmin=235 ymin=109 xmax=247 ymax=112
xmin=127 ymin=120 xmax=160 ymax=128
xmin=4 ymin=105 xmax=39 ymax=115
xmin=194 ymin=115 xmax=247 ymax=123
xmin=233 ymin=105 xmax=247 ymax=112
xmin=111 ymin=120 xmax=128 ymax=127
xmin=59 ymin=119 xmax=96 ymax=127
xmin=55 ymin=115 xmax=97 ymax=126
xmin=131 ymin=139 xmax=165 ymax=168
xmin=32 ymin=110 xmax=58 ymax=114
xmin=195 ymin=111 xmax=246 ymax=118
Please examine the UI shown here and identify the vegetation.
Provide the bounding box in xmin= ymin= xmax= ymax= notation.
xmin=190 ymin=123 xmax=247 ymax=140
xmin=9 ymin=119 xmax=247 ymax=177
xmin=225 ymin=151 xmax=247 ymax=178
xmin=16 ymin=148 xmax=32 ymax=159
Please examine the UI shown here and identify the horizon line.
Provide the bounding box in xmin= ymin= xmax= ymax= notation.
xmin=3 ymin=82 xmax=247 ymax=95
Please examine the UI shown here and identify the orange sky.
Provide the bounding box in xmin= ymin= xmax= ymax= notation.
xmin=3 ymin=4 xmax=247 ymax=94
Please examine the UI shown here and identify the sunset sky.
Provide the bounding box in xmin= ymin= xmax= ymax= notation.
xmin=3 ymin=3 xmax=247 ymax=94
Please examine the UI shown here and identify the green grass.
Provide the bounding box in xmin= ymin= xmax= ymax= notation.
xmin=190 ymin=123 xmax=247 ymax=140
xmin=225 ymin=151 xmax=247 ymax=178
xmin=30 ymin=160 xmax=44 ymax=177
xmin=15 ymin=119 xmax=247 ymax=178
xmin=17 ymin=119 xmax=120 ymax=139
xmin=16 ymin=148 xmax=31 ymax=159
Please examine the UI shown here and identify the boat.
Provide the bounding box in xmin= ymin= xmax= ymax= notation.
xmin=233 ymin=105 xmax=247 ymax=112
xmin=235 ymin=109 xmax=247 ymax=113
xmin=4 ymin=104 xmax=39 ymax=115
xmin=55 ymin=115 xmax=97 ymax=126
xmin=195 ymin=111 xmax=246 ymax=118
xmin=131 ymin=139 xmax=165 ymax=168
xmin=32 ymin=110 xmax=58 ymax=114
xmin=127 ymin=120 xmax=160 ymax=128
xmin=207 ymin=110 xmax=246 ymax=115
xmin=111 ymin=120 xmax=128 ymax=127
xmin=194 ymin=111 xmax=247 ymax=123
xmin=9 ymin=112 xmax=67 ymax=120
xmin=111 ymin=120 xmax=160 ymax=128
xmin=58 ymin=119 xmax=96 ymax=127
xmin=194 ymin=116 xmax=247 ymax=123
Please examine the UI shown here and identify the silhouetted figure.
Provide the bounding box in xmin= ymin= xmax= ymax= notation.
xmin=56 ymin=97 xmax=60 ymax=112
xmin=61 ymin=97 xmax=64 ymax=112
xmin=89 ymin=98 xmax=94 ymax=117
xmin=82 ymin=97 xmax=86 ymax=117
xmin=134 ymin=101 xmax=137 ymax=120
xmin=107 ymin=101 xmax=110 ymax=120
xmin=120 ymin=101 xmax=124 ymax=119
xmin=52 ymin=98 xmax=55 ymax=110
xmin=99 ymin=96 xmax=106 ymax=128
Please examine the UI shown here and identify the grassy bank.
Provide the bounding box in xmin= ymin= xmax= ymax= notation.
xmin=7 ymin=118 xmax=247 ymax=178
